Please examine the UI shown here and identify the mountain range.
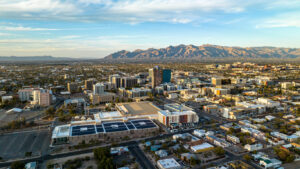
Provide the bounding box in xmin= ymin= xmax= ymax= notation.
xmin=104 ymin=44 xmax=300 ymax=60
xmin=0 ymin=56 xmax=75 ymax=62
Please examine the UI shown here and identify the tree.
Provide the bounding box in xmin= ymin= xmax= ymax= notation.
xmin=25 ymin=152 xmax=32 ymax=157
xmin=93 ymin=147 xmax=114 ymax=169
xmin=278 ymin=151 xmax=287 ymax=161
xmin=286 ymin=154 xmax=295 ymax=163
xmin=11 ymin=161 xmax=25 ymax=169
xmin=45 ymin=106 xmax=56 ymax=118
xmin=243 ymin=154 xmax=252 ymax=161
xmin=190 ymin=157 xmax=198 ymax=166
xmin=213 ymin=147 xmax=225 ymax=156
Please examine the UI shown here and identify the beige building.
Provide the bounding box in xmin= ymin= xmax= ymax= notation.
xmin=31 ymin=89 xmax=52 ymax=106
xmin=90 ymin=92 xmax=116 ymax=104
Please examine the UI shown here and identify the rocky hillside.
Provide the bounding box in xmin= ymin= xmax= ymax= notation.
xmin=104 ymin=44 xmax=300 ymax=60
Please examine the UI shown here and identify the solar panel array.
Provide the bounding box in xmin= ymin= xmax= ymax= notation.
xmin=103 ymin=122 xmax=128 ymax=133
xmin=95 ymin=125 xmax=104 ymax=133
xmin=131 ymin=119 xmax=157 ymax=129
xmin=70 ymin=119 xmax=157 ymax=136
xmin=125 ymin=121 xmax=136 ymax=129
xmin=71 ymin=125 xmax=96 ymax=136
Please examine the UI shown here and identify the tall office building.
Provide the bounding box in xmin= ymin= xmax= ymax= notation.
xmin=149 ymin=66 xmax=162 ymax=88
xmin=121 ymin=77 xmax=138 ymax=88
xmin=67 ymin=82 xmax=78 ymax=93
xmin=18 ymin=88 xmax=34 ymax=102
xmin=162 ymin=69 xmax=171 ymax=83
xmin=111 ymin=75 xmax=121 ymax=88
xmin=93 ymin=83 xmax=105 ymax=95
xmin=85 ymin=79 xmax=95 ymax=90
xmin=39 ymin=90 xmax=52 ymax=106
xmin=31 ymin=89 xmax=52 ymax=106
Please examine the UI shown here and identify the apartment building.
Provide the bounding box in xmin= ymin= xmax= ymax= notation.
xmin=158 ymin=110 xmax=199 ymax=127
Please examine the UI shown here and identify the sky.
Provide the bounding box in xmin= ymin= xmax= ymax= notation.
xmin=0 ymin=0 xmax=300 ymax=58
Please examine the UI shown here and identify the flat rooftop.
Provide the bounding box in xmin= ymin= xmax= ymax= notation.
xmin=63 ymin=119 xmax=158 ymax=137
xmin=117 ymin=102 xmax=161 ymax=116
xmin=94 ymin=111 xmax=122 ymax=120
xmin=157 ymin=158 xmax=181 ymax=169
xmin=158 ymin=110 xmax=196 ymax=116
xmin=52 ymin=125 xmax=70 ymax=139
xmin=191 ymin=142 xmax=214 ymax=150
xmin=164 ymin=103 xmax=193 ymax=112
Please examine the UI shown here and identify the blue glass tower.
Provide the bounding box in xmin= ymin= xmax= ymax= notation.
xmin=162 ymin=69 xmax=171 ymax=83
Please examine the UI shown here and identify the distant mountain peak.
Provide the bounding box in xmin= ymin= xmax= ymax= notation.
xmin=104 ymin=44 xmax=300 ymax=60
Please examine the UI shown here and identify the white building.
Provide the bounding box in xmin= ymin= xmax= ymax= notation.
xmin=190 ymin=142 xmax=214 ymax=153
xmin=18 ymin=88 xmax=34 ymax=101
xmin=168 ymin=93 xmax=178 ymax=99
xmin=259 ymin=158 xmax=282 ymax=169
xmin=93 ymin=83 xmax=105 ymax=95
xmin=257 ymin=98 xmax=280 ymax=108
xmin=244 ymin=143 xmax=263 ymax=152
xmin=157 ymin=158 xmax=182 ymax=169
xmin=281 ymin=82 xmax=293 ymax=89
xmin=1 ymin=95 xmax=13 ymax=102
xmin=193 ymin=129 xmax=206 ymax=138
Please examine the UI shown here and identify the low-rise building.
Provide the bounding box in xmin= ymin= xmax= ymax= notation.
xmin=226 ymin=135 xmax=240 ymax=144
xmin=155 ymin=150 xmax=168 ymax=158
xmin=193 ymin=129 xmax=206 ymax=138
xmin=259 ymin=158 xmax=282 ymax=169
xmin=244 ymin=143 xmax=263 ymax=152
xmin=190 ymin=142 xmax=214 ymax=153
xmin=257 ymin=98 xmax=280 ymax=108
xmin=90 ymin=92 xmax=116 ymax=104
xmin=206 ymin=135 xmax=231 ymax=148
xmin=157 ymin=158 xmax=182 ymax=169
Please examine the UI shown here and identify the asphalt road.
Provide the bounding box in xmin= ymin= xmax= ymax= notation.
xmin=128 ymin=144 xmax=156 ymax=169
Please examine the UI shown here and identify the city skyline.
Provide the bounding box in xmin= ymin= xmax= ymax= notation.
xmin=1 ymin=0 xmax=300 ymax=58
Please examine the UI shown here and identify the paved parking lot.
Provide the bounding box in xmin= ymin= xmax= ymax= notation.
xmin=0 ymin=130 xmax=50 ymax=160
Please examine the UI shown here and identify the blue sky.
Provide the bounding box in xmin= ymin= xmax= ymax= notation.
xmin=0 ymin=0 xmax=300 ymax=58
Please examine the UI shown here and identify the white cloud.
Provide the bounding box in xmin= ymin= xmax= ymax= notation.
xmin=0 ymin=0 xmax=78 ymax=13
xmin=256 ymin=12 xmax=300 ymax=28
xmin=0 ymin=0 xmax=249 ymax=23
xmin=59 ymin=35 xmax=81 ymax=39
xmin=1 ymin=0 xmax=299 ymax=24
xmin=0 ymin=26 xmax=59 ymax=31
xmin=0 ymin=33 xmax=11 ymax=36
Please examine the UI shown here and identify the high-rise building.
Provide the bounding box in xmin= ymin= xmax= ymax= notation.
xmin=39 ymin=90 xmax=52 ymax=106
xmin=93 ymin=83 xmax=105 ymax=95
xmin=85 ymin=79 xmax=95 ymax=90
xmin=31 ymin=89 xmax=52 ymax=106
xmin=121 ymin=77 xmax=138 ymax=88
xmin=149 ymin=66 xmax=162 ymax=88
xmin=111 ymin=75 xmax=121 ymax=88
xmin=18 ymin=88 xmax=34 ymax=101
xmin=162 ymin=69 xmax=171 ymax=83
xmin=67 ymin=82 xmax=78 ymax=93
